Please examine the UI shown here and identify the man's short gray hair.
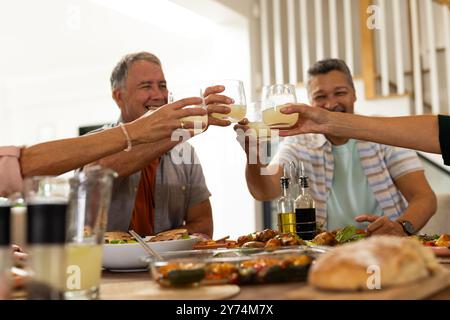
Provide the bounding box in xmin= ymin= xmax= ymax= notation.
xmin=110 ymin=52 xmax=162 ymax=90
xmin=306 ymin=58 xmax=355 ymax=94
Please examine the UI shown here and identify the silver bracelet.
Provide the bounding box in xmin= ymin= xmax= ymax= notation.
xmin=119 ymin=123 xmax=132 ymax=152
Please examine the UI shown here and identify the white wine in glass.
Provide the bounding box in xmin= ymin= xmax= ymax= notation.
xmin=262 ymin=84 xmax=298 ymax=128
xmin=169 ymin=89 xmax=208 ymax=132
xmin=246 ymin=101 xmax=272 ymax=140
xmin=212 ymin=104 xmax=247 ymax=122
xmin=182 ymin=114 xmax=208 ymax=128
xmin=211 ymin=79 xmax=247 ymax=123
xmin=247 ymin=121 xmax=272 ymax=140
xmin=262 ymin=105 xmax=298 ymax=128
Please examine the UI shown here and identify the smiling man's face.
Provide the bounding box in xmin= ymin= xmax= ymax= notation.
xmin=308 ymin=70 xmax=356 ymax=114
xmin=113 ymin=60 xmax=168 ymax=123
xmin=308 ymin=69 xmax=357 ymax=145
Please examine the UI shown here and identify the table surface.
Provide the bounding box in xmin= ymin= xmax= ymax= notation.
xmin=100 ymin=259 xmax=450 ymax=300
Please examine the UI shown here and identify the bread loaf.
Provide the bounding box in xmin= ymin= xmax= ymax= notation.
xmin=308 ymin=235 xmax=441 ymax=291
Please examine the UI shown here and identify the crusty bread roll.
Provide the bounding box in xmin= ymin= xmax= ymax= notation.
xmin=308 ymin=235 xmax=441 ymax=291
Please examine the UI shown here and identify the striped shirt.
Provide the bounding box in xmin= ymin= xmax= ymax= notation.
xmin=271 ymin=134 xmax=423 ymax=229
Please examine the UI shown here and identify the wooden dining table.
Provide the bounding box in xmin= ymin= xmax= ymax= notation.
xmin=100 ymin=258 xmax=450 ymax=300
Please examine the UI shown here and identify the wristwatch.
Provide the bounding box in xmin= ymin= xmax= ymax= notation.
xmin=397 ymin=220 xmax=415 ymax=236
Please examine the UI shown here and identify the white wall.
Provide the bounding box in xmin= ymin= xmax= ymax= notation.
xmin=0 ymin=0 xmax=257 ymax=239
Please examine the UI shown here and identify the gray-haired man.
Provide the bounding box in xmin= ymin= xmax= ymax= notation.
xmin=90 ymin=52 xmax=232 ymax=237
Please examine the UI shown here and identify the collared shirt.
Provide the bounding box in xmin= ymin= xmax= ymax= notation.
xmin=97 ymin=123 xmax=211 ymax=233
xmin=0 ymin=146 xmax=23 ymax=197
xmin=271 ymin=134 xmax=423 ymax=229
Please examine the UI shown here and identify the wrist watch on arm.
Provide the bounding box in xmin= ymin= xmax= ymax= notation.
xmin=396 ymin=220 xmax=415 ymax=236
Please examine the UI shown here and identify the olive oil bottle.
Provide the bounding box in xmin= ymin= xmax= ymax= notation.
xmin=276 ymin=169 xmax=296 ymax=234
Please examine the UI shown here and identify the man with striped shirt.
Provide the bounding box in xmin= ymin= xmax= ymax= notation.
xmin=239 ymin=59 xmax=436 ymax=236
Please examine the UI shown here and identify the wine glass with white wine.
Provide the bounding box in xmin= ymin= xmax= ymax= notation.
xmin=210 ymin=79 xmax=247 ymax=123
xmin=169 ymin=87 xmax=208 ymax=133
xmin=246 ymin=100 xmax=273 ymax=141
xmin=262 ymin=84 xmax=298 ymax=128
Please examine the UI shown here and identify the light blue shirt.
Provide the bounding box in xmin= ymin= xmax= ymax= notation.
xmin=273 ymin=133 xmax=422 ymax=229
xmin=326 ymin=139 xmax=384 ymax=230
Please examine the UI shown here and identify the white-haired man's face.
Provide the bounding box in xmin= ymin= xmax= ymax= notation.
xmin=113 ymin=60 xmax=168 ymax=123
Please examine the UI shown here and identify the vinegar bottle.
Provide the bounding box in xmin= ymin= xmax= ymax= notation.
xmin=294 ymin=163 xmax=317 ymax=240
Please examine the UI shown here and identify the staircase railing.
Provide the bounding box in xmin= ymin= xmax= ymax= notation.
xmin=256 ymin=0 xmax=450 ymax=115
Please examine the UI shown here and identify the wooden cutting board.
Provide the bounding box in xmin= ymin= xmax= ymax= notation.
xmin=100 ymin=280 xmax=240 ymax=300
xmin=285 ymin=269 xmax=450 ymax=300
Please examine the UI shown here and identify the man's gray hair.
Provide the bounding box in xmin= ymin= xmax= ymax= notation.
xmin=110 ymin=52 xmax=162 ymax=90
xmin=306 ymin=58 xmax=355 ymax=94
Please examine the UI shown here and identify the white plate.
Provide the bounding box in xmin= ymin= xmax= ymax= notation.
xmin=430 ymin=246 xmax=450 ymax=257
xmin=102 ymin=236 xmax=200 ymax=270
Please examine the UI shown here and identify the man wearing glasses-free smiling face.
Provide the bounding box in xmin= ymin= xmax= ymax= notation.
xmin=88 ymin=51 xmax=233 ymax=238
xmin=242 ymin=58 xmax=436 ymax=237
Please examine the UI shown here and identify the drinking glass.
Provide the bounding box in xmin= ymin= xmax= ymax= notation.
xmin=169 ymin=87 xmax=208 ymax=132
xmin=65 ymin=166 xmax=117 ymax=300
xmin=24 ymin=176 xmax=70 ymax=299
xmin=210 ymin=79 xmax=247 ymax=123
xmin=262 ymin=84 xmax=299 ymax=128
xmin=246 ymin=101 xmax=272 ymax=141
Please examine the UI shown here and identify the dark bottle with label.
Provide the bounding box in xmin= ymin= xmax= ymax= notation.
xmin=294 ymin=165 xmax=316 ymax=240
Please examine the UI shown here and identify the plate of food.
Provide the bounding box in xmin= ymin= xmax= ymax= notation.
xmin=102 ymin=229 xmax=200 ymax=271
xmin=416 ymin=234 xmax=450 ymax=257
xmin=193 ymin=229 xmax=307 ymax=250
xmin=311 ymin=228 xmax=450 ymax=257
xmin=308 ymin=225 xmax=368 ymax=247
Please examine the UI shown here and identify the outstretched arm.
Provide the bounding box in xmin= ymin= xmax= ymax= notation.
xmin=20 ymin=126 xmax=131 ymax=177
xmin=20 ymin=97 xmax=207 ymax=177
xmin=234 ymin=119 xmax=283 ymax=201
xmin=278 ymin=104 xmax=442 ymax=154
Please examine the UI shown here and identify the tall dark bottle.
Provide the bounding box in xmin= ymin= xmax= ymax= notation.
xmin=294 ymin=165 xmax=316 ymax=240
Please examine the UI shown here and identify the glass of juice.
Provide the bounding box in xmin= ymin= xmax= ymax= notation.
xmin=262 ymin=84 xmax=298 ymax=128
xmin=65 ymin=166 xmax=117 ymax=300
xmin=210 ymin=79 xmax=247 ymax=123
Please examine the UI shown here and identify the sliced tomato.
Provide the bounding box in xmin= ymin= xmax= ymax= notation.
xmin=423 ymin=241 xmax=436 ymax=247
